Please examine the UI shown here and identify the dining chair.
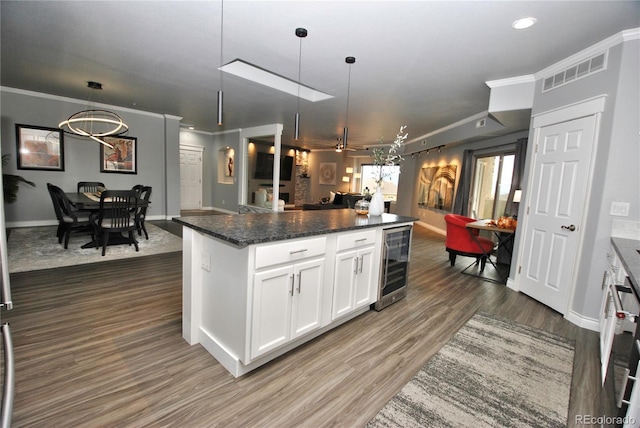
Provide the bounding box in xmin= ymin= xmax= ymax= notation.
xmin=135 ymin=186 xmax=152 ymax=239
xmin=47 ymin=183 xmax=93 ymax=249
xmin=90 ymin=190 xmax=139 ymax=256
xmin=77 ymin=181 xmax=106 ymax=194
xmin=131 ymin=184 xmax=144 ymax=197
xmin=444 ymin=213 xmax=495 ymax=272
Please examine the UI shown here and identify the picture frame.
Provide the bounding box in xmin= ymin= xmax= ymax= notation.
xmin=100 ymin=136 xmax=137 ymax=174
xmin=319 ymin=162 xmax=336 ymax=185
xmin=15 ymin=124 xmax=64 ymax=171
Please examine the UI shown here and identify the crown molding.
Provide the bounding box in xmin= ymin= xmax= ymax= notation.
xmin=0 ymin=86 xmax=164 ymax=119
xmin=486 ymin=75 xmax=535 ymax=88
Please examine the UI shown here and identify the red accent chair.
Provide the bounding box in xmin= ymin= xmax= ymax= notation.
xmin=444 ymin=214 xmax=495 ymax=272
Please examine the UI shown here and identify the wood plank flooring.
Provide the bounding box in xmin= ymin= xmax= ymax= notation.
xmin=3 ymin=226 xmax=603 ymax=427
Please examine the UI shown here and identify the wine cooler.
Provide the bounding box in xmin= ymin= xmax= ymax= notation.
xmin=373 ymin=225 xmax=413 ymax=311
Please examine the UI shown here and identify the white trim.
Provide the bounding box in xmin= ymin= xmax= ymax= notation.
xmin=535 ymin=27 xmax=640 ymax=80
xmin=0 ymin=86 xmax=164 ymax=118
xmin=404 ymin=111 xmax=489 ymax=146
xmin=486 ymin=75 xmax=535 ymax=88
xmin=565 ymin=310 xmax=600 ymax=332
xmin=531 ymin=95 xmax=606 ymax=128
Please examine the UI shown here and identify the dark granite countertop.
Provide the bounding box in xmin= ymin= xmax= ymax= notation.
xmin=611 ymin=237 xmax=640 ymax=295
xmin=173 ymin=210 xmax=417 ymax=248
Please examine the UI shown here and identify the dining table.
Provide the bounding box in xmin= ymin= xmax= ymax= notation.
xmin=464 ymin=219 xmax=516 ymax=284
xmin=66 ymin=191 xmax=149 ymax=249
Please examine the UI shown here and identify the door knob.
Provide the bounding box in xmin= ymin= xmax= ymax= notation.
xmin=561 ymin=224 xmax=576 ymax=232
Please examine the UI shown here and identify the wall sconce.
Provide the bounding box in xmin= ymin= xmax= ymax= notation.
xmin=346 ymin=167 xmax=354 ymax=174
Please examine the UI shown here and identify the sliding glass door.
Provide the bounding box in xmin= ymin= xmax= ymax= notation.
xmin=470 ymin=153 xmax=515 ymax=220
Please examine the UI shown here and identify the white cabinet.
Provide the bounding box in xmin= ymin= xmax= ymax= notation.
xmin=251 ymin=239 xmax=325 ymax=360
xmin=332 ymin=230 xmax=378 ymax=320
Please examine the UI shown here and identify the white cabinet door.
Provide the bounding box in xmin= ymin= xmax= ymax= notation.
xmin=252 ymin=258 xmax=325 ymax=360
xmin=251 ymin=265 xmax=294 ymax=359
xmin=333 ymin=246 xmax=376 ymax=320
xmin=291 ymin=258 xmax=324 ymax=339
xmin=333 ymin=251 xmax=358 ymax=319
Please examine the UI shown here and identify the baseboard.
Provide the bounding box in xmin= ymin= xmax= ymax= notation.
xmin=415 ymin=221 xmax=446 ymax=236
xmin=565 ymin=309 xmax=600 ymax=332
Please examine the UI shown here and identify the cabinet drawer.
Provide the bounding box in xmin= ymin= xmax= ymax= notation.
xmin=336 ymin=229 xmax=377 ymax=252
xmin=255 ymin=237 xmax=327 ymax=269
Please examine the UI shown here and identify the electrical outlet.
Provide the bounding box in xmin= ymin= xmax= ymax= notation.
xmin=201 ymin=251 xmax=211 ymax=271
xmin=610 ymin=202 xmax=630 ymax=217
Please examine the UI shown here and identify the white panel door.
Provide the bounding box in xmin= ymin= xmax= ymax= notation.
xmin=519 ymin=115 xmax=596 ymax=314
xmin=179 ymin=147 xmax=202 ymax=210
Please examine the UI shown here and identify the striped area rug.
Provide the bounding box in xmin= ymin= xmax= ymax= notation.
xmin=367 ymin=312 xmax=574 ymax=428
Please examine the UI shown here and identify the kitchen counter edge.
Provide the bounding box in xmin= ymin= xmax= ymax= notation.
xmin=173 ymin=211 xmax=418 ymax=248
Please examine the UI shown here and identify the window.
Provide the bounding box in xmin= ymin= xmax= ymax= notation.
xmin=470 ymin=153 xmax=515 ymax=219
xmin=360 ymin=164 xmax=400 ymax=201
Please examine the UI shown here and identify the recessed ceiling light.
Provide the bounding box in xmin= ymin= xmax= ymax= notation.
xmin=512 ymin=17 xmax=537 ymax=30
xmin=219 ymin=59 xmax=333 ymax=102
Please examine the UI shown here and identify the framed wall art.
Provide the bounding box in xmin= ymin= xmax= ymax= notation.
xmin=417 ymin=164 xmax=457 ymax=212
xmin=15 ymin=124 xmax=64 ymax=171
xmin=319 ymin=162 xmax=336 ymax=185
xmin=101 ymin=136 xmax=137 ymax=174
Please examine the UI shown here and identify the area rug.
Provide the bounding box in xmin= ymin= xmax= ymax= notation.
xmin=367 ymin=312 xmax=575 ymax=428
xmin=7 ymin=223 xmax=182 ymax=273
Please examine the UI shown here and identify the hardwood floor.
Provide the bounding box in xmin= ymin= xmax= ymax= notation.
xmin=3 ymin=226 xmax=603 ymax=427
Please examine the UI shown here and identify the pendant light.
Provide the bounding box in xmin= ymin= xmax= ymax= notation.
xmin=217 ymin=0 xmax=225 ymax=126
xmin=294 ymin=27 xmax=307 ymax=141
xmin=343 ymin=56 xmax=355 ymax=149
xmin=58 ymin=81 xmax=127 ymax=148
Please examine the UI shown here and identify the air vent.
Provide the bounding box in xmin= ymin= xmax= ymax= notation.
xmin=542 ymin=52 xmax=607 ymax=92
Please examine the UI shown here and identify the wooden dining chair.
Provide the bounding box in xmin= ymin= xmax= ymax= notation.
xmin=77 ymin=181 xmax=106 ymax=193
xmin=135 ymin=186 xmax=152 ymax=239
xmin=90 ymin=190 xmax=139 ymax=256
xmin=47 ymin=183 xmax=93 ymax=249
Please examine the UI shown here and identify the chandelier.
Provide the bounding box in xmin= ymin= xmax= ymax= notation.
xmin=58 ymin=81 xmax=128 ymax=148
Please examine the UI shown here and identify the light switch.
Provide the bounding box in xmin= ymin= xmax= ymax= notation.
xmin=610 ymin=202 xmax=630 ymax=217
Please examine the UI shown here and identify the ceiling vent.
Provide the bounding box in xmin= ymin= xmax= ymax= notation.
xmin=542 ymin=52 xmax=607 ymax=93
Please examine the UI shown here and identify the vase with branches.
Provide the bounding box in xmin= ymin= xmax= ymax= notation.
xmin=369 ymin=125 xmax=408 ymax=215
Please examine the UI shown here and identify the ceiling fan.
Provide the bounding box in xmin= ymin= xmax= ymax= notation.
xmin=313 ymin=137 xmax=357 ymax=152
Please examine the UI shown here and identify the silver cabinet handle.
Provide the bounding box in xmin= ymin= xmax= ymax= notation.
xmin=290 ymin=274 xmax=295 ymax=296
xmin=359 ymin=256 xmax=364 ymax=274
xmin=354 ymin=257 xmax=359 ymax=274
xmin=355 ymin=238 xmax=367 ymax=243
xmin=1 ymin=323 xmax=15 ymax=428
xmin=289 ymin=248 xmax=308 ymax=254
xmin=296 ymin=272 xmax=301 ymax=293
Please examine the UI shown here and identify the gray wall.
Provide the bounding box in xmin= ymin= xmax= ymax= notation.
xmin=0 ymin=87 xmax=175 ymax=227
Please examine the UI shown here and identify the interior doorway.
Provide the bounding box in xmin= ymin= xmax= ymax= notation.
xmin=517 ymin=97 xmax=604 ymax=315
xmin=179 ymin=145 xmax=203 ymax=210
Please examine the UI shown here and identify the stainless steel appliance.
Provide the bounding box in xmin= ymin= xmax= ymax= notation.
xmin=1 ymin=158 xmax=15 ymax=427
xmin=601 ymin=260 xmax=640 ymax=425
xmin=373 ymin=225 xmax=412 ymax=311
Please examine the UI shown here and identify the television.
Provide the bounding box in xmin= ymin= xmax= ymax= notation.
xmin=254 ymin=151 xmax=294 ymax=181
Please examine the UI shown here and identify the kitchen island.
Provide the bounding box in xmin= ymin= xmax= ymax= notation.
xmin=173 ymin=210 xmax=416 ymax=377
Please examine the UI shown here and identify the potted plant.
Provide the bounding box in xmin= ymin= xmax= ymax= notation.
xmin=2 ymin=154 xmax=35 ymax=203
